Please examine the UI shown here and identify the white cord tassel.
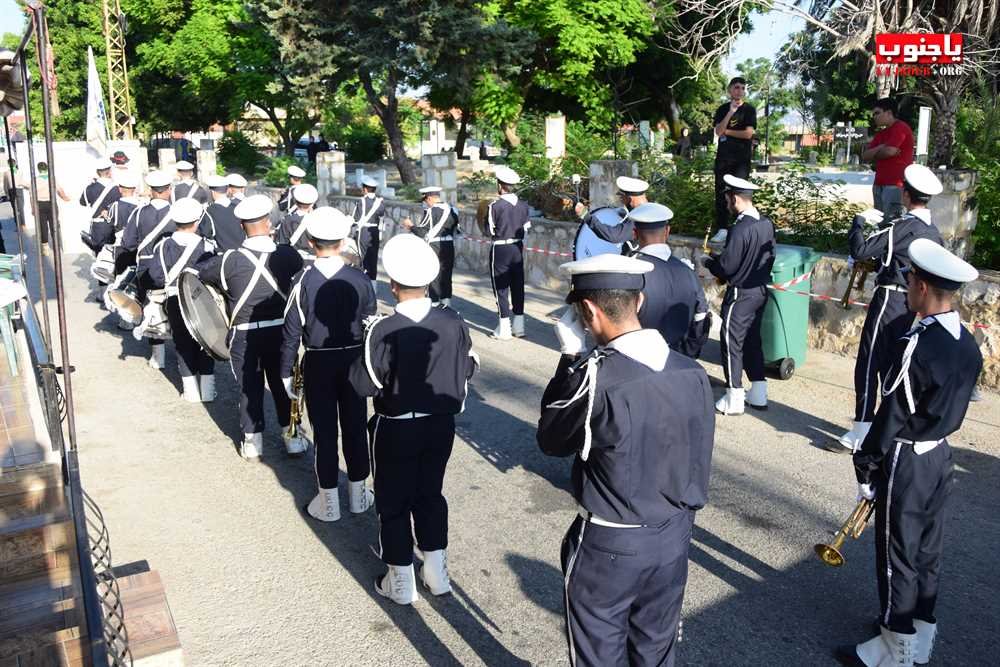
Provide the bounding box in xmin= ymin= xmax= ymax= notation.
xmin=882 ymin=332 xmax=920 ymax=414
xmin=545 ymin=355 xmax=601 ymax=461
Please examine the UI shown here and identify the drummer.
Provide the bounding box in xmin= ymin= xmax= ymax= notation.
xmin=201 ymin=175 xmax=244 ymax=252
xmin=274 ymin=183 xmax=319 ymax=258
xmin=575 ymin=176 xmax=650 ymax=254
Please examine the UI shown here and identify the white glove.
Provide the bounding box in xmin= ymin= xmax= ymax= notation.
xmin=858 ymin=208 xmax=884 ymax=225
xmin=554 ymin=308 xmax=587 ymax=355
xmin=857 ymin=483 xmax=876 ymax=502
xmin=847 ymin=257 xmax=855 ymax=270
xmin=282 ymin=377 xmax=299 ymax=400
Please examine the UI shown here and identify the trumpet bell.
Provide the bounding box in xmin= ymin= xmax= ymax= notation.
xmin=814 ymin=542 xmax=846 ymax=567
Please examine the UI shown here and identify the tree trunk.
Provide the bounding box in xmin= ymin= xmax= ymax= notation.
xmin=359 ymin=68 xmax=417 ymax=184
xmin=503 ymin=122 xmax=521 ymax=149
xmin=454 ymin=108 xmax=471 ymax=158
xmin=925 ymin=78 xmax=965 ymax=168
xmin=260 ymin=104 xmax=295 ymax=156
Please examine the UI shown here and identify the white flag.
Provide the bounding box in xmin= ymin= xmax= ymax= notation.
xmin=86 ymin=46 xmax=109 ymax=155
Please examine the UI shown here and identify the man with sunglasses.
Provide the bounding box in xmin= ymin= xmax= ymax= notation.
xmin=862 ymin=98 xmax=914 ymax=219
xmin=711 ymin=77 xmax=756 ymax=243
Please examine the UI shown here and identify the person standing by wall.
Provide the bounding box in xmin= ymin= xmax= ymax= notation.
xmin=861 ymin=98 xmax=914 ymax=219
xmin=711 ymin=77 xmax=756 ymax=243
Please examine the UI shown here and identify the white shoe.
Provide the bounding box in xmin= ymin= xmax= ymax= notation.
xmin=913 ymin=620 xmax=936 ymax=665
xmin=715 ymin=388 xmax=745 ymax=415
xmin=348 ymin=480 xmax=374 ymax=514
xmin=375 ymin=564 xmax=419 ymax=605
xmin=148 ymin=344 xmax=166 ymax=369
xmin=841 ymin=626 xmax=917 ymax=667
xmin=181 ymin=376 xmax=201 ymax=403
xmin=306 ymin=486 xmax=341 ymax=522
xmin=838 ymin=421 xmax=872 ymax=452
xmin=431 ymin=301 xmax=440 ymax=307
xmin=440 ymin=298 xmax=451 ymax=308
xmin=747 ymin=380 xmax=767 ymax=410
xmin=283 ymin=432 xmax=307 ymax=457
xmin=710 ymin=228 xmax=728 ymax=243
xmin=492 ymin=318 xmax=512 ymax=340
xmin=512 ymin=314 xmax=525 ymax=337
xmin=421 ymin=549 xmax=452 ymax=596
xmin=240 ymin=432 xmax=263 ymax=460
xmin=199 ymin=375 xmax=216 ymax=403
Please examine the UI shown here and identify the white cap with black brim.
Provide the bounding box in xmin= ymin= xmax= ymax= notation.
xmin=628 ymin=202 xmax=674 ymax=230
xmin=559 ymin=253 xmax=654 ymax=303
xmin=907 ymin=238 xmax=977 ymax=291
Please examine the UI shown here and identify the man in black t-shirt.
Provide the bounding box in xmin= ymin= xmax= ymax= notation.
xmin=712 ymin=77 xmax=756 ymax=242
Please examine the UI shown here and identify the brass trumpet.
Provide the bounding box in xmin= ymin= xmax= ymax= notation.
xmin=814 ymin=498 xmax=875 ymax=567
xmin=285 ymin=359 xmax=306 ymax=445
xmin=841 ymin=259 xmax=878 ymax=309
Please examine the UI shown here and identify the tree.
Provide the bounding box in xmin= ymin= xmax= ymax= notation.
xmin=735 ymin=57 xmax=791 ymax=157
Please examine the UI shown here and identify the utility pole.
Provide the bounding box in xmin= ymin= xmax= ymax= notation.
xmin=102 ymin=0 xmax=133 ymax=140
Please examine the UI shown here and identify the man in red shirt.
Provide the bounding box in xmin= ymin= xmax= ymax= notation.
xmin=862 ymin=98 xmax=914 ymax=219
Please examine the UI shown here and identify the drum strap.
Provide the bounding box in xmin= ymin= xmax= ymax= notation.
xmin=138 ymin=211 xmax=175 ymax=255
xmin=289 ymin=216 xmax=309 ymax=246
xmin=229 ymin=249 xmax=286 ymax=328
xmin=356 ymin=197 xmax=383 ymax=228
xmin=426 ymin=204 xmax=452 ymax=242
xmin=88 ymin=183 xmax=115 ymax=220
xmin=164 ymin=241 xmax=203 ymax=290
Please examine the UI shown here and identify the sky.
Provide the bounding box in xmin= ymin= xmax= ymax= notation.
xmin=722 ymin=10 xmax=805 ymax=79
xmin=0 ymin=0 xmax=24 ymax=40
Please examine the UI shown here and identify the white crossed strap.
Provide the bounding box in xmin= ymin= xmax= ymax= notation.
xmin=229 ymin=248 xmax=286 ymax=328
xmin=426 ymin=203 xmax=453 ymax=242
xmin=87 ymin=182 xmax=115 ymax=220
xmin=137 ymin=209 xmax=175 ymax=255
xmin=289 ymin=216 xmax=310 ymax=246
xmin=162 ymin=240 xmax=204 ymax=292
xmin=356 ymin=196 xmax=384 ymax=228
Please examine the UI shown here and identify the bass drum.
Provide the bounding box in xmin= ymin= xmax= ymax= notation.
xmin=476 ymin=199 xmax=492 ymax=236
xmin=107 ymin=267 xmax=143 ymax=325
xmin=178 ymin=272 xmax=231 ymax=361
xmin=573 ymin=207 xmax=625 ymax=260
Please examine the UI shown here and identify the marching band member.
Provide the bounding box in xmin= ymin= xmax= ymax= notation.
xmin=226 ymin=173 xmax=248 ymax=207
xmin=702 ymin=175 xmax=776 ymax=415
xmin=79 ymin=156 xmax=121 ymax=223
xmin=142 ymin=198 xmax=217 ymax=403
xmin=576 ymin=176 xmax=650 ymax=255
xmin=122 ymin=170 xmax=176 ymax=369
xmin=488 ymin=166 xmax=530 ymax=340
xmin=278 ymin=165 xmax=306 ymax=214
xmin=351 ymin=176 xmax=385 ymax=294
xmin=627 ymin=202 xmax=711 ymax=358
xmin=197 ymin=195 xmax=304 ymax=460
xmin=838 ymin=164 xmax=944 ymax=451
xmin=274 ymin=183 xmax=319 ymax=257
xmin=280 ymin=207 xmax=376 ymax=522
xmin=200 ymin=174 xmax=244 ymax=252
xmin=837 ymin=239 xmax=981 ymax=667
xmin=536 ymin=253 xmax=714 ymax=666
xmin=171 ymin=160 xmax=209 ymax=205
xmin=90 ymin=171 xmax=139 ymax=280
xmin=349 ymin=234 xmax=478 ymax=605
xmin=403 ymin=186 xmax=460 ymax=307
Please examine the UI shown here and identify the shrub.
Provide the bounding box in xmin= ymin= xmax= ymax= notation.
xmin=216 ymin=131 xmax=268 ymax=177
xmin=342 ymin=125 xmax=386 ymax=163
xmin=640 ymin=151 xmax=716 ymax=238
xmin=263 ymin=156 xmax=314 ymax=188
xmin=969 ymin=159 xmax=1000 ymax=269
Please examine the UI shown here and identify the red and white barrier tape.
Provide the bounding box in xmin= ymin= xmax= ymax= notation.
xmin=463 ymin=236 xmax=573 ymax=258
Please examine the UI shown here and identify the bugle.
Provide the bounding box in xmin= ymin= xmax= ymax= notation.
xmin=841 ymin=259 xmax=877 ymax=309
xmin=284 ymin=359 xmax=308 ymax=456
xmin=814 ymin=498 xmax=875 ymax=567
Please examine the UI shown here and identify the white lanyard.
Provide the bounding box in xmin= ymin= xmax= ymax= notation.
xmin=229 ymin=248 xmax=285 ymax=327
xmin=163 ymin=241 xmax=203 ymax=289
xmin=290 ymin=216 xmax=309 ymax=246
xmin=426 ymin=204 xmax=452 ymax=241
xmin=87 ymin=182 xmax=114 ymax=220
xmin=356 ymin=197 xmax=383 ymax=227
xmin=137 ymin=208 xmax=174 ymax=254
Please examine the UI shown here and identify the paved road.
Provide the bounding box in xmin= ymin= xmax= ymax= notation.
xmin=10 ymin=213 xmax=999 ymax=666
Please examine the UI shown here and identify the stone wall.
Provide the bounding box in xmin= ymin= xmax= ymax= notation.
xmin=327 ymin=194 xmax=1000 ymax=389
xmin=420 ymin=153 xmax=458 ymax=203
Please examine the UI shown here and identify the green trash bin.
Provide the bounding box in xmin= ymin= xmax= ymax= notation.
xmin=761 ymin=244 xmax=821 ymax=380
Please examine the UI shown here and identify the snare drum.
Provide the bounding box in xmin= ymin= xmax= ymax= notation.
xmin=573 ymin=207 xmax=625 ymax=260
xmin=107 ymin=267 xmax=143 ymax=325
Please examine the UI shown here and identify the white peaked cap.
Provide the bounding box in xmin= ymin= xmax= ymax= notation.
xmin=494 ymin=165 xmax=521 ymax=185
xmin=382 ymin=233 xmax=440 ymax=287
xmin=908 ymin=238 xmax=977 ymax=289
xmin=361 ymin=176 xmax=379 ymax=188
xmin=628 ymin=202 xmax=674 ymax=227
xmin=904 ymin=164 xmax=944 ymax=196
xmin=723 ymin=174 xmax=759 ymax=192
xmin=560 ymin=253 xmax=654 ymax=299
xmin=145 ymin=170 xmax=172 ymax=188
xmin=287 ymin=165 xmax=306 ymax=178
xmin=205 ymin=174 xmax=228 ymax=189
xmin=175 ymin=160 xmax=195 ymax=171
xmin=226 ymin=173 xmax=248 ymax=188
xmin=95 ymin=157 xmax=113 ymax=170
xmin=293 ymin=183 xmax=319 ymax=205
xmin=170 ymin=198 xmax=204 ymax=225
xmin=419 ymin=186 xmax=442 ymax=196
xmin=304 ymin=207 xmax=353 ymax=241
xmin=233 ymin=194 xmax=273 ymax=221
xmin=615 ymin=176 xmax=649 ymax=194
xmin=114 ymin=171 xmax=139 ymax=189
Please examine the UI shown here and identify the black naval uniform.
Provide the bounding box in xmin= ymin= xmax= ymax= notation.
xmin=93 ymin=196 xmax=138 ymax=271
xmin=713 ymin=101 xmax=756 ymax=231
xmin=633 ymin=244 xmax=711 ymax=359
xmin=172 ymin=180 xmax=210 ymax=206
xmin=705 ymin=207 xmax=775 ymax=388
xmin=80 ymin=178 xmax=121 ymax=220
xmin=537 ymin=330 xmax=715 ymax=666
xmin=351 ymin=194 xmax=385 ymax=281
xmin=198 ymin=237 xmax=304 ymax=436
xmin=201 ymin=198 xmax=244 ymax=252
xmin=349 ymin=301 xmax=477 ymax=566
xmin=274 ymin=209 xmax=312 ymax=257
xmin=411 ymin=202 xmax=460 ymax=303
xmin=853 ymin=311 xmax=981 ymax=633
xmin=277 ymin=186 xmax=295 ymax=214
xmin=143 ymin=231 xmax=217 ymax=378
xmin=848 ymin=209 xmax=942 ymax=422
xmin=487 ymin=195 xmax=530 ymax=319
xmin=281 ymin=257 xmax=377 ymax=489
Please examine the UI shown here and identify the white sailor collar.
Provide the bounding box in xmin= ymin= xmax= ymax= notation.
xmin=608 ymin=329 xmax=669 ymax=371
xmin=242 ymin=235 xmax=276 ymax=252
xmin=922 ymin=311 xmax=961 ymax=340
xmin=395 ymin=297 xmax=433 ymax=323
xmin=150 ymin=199 xmax=169 ymax=209
xmin=120 ymin=196 xmax=138 ymax=205
xmin=500 ymin=193 xmax=519 ymax=205
xmin=97 ymin=176 xmax=114 ymax=185
xmin=364 ymin=192 xmax=378 ymax=199
xmin=170 ymin=230 xmax=202 ymax=246
xmin=214 ymin=196 xmax=231 ymax=207
xmin=636 ymin=243 xmax=672 ymax=263
xmin=909 ymin=208 xmax=932 ymax=225
xmin=178 ymin=177 xmax=195 ymax=184
xmin=312 ymin=256 xmax=344 ymax=279
xmin=737 ymin=205 xmax=761 ymax=221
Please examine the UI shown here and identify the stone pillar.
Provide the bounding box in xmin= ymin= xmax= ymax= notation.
xmin=929 ymin=169 xmax=978 ymax=259
xmin=421 ymin=153 xmax=458 ymax=203
xmin=639 ymin=121 xmax=652 ymax=150
xmin=588 ymin=160 xmax=638 ymax=209
xmin=157 ymin=148 xmax=176 ymax=173
xmin=196 ymin=149 xmax=217 ymax=179
xmin=317 ymin=150 xmax=346 ymax=203
xmin=545 ymin=114 xmax=566 ymax=160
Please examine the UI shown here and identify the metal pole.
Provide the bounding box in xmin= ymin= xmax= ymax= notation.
xmin=18 ymin=56 xmax=53 ymax=352
xmin=2 ymin=116 xmax=26 ymax=268
xmin=31 ymin=3 xmax=80 ymax=452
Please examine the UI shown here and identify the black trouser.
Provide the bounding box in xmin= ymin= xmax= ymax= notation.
xmin=429 ymin=240 xmax=454 ymax=302
xmin=114 ymin=249 xmax=136 ymax=277
xmin=714 ymin=159 xmax=751 ymax=231
xmin=874 ymin=440 xmax=952 ymax=634
xmin=304 ymin=348 xmax=369 ymax=488
xmin=36 ymin=200 xmax=52 ymax=245
xmin=370 ymin=413 xmax=454 ymax=566
xmin=719 ymin=285 xmax=767 ymax=388
xmin=358 ymin=226 xmax=379 ymax=281
xmin=854 ymin=287 xmax=913 ymax=422
xmin=560 ymin=510 xmax=694 ymax=667
xmin=165 ymin=296 xmax=213 ymax=378
xmin=490 ymin=242 xmax=524 ymax=319
xmin=227 ymin=326 xmax=291 ymax=435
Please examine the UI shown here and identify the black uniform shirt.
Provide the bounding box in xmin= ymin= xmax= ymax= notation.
xmin=91 ymin=197 xmax=138 ymax=247
xmin=706 ymin=206 xmax=776 ymax=288
xmin=854 ymin=312 xmax=982 ymax=485
xmin=411 ymin=203 xmax=460 ymax=241
xmin=274 ymin=210 xmax=311 ymax=254
xmin=537 ymin=329 xmax=715 ymax=525
xmin=172 ymin=180 xmax=210 ymax=205
xmin=849 ymin=208 xmax=943 ymax=289
xmin=197 ymin=236 xmax=304 ymax=328
xmin=488 ymin=195 xmax=531 ymax=240
xmin=713 ymin=101 xmax=757 ymax=164
xmin=202 ymin=198 xmax=244 ymax=252
xmin=279 ymin=258 xmax=377 ymax=377
xmin=79 ymin=178 xmax=121 ymax=218
xmin=122 ymin=199 xmax=174 ymax=261
xmin=633 ymin=244 xmax=710 ymax=358
xmin=143 ymin=231 xmax=216 ymax=294
xmin=352 ymin=194 xmax=385 ymax=231
xmin=349 ymin=299 xmax=478 ymax=416
xmin=277 ymin=186 xmax=295 ymax=214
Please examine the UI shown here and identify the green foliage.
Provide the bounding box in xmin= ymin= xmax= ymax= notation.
xmin=503 ymin=115 xmax=551 ymax=186
xmin=217 ymin=131 xmax=267 ymax=177
xmin=969 ymin=162 xmax=1000 ymax=269
xmin=395 ymin=183 xmax=422 ymax=202
xmin=341 ymin=126 xmax=387 ymax=163
xmin=735 ymin=57 xmax=791 ymax=157
xmin=556 ymin=121 xmax=612 ymax=179
xmin=640 ymin=151 xmax=716 ymax=237
xmin=263 ymin=156 xmax=313 ymax=188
